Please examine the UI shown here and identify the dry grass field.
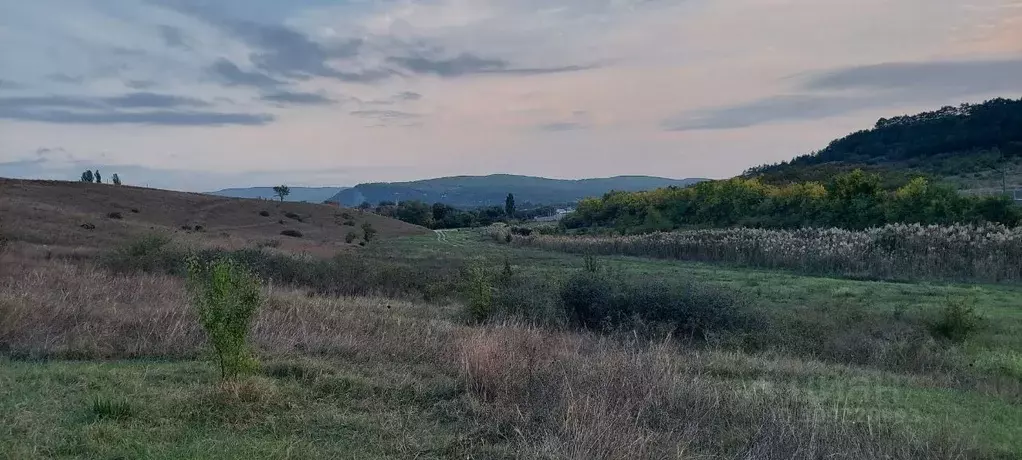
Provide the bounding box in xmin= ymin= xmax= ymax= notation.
xmin=0 ymin=178 xmax=428 ymax=254
xmin=1 ymin=180 xmax=1020 ymax=459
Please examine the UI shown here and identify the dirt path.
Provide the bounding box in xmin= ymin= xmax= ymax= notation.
xmin=434 ymin=229 xmax=460 ymax=246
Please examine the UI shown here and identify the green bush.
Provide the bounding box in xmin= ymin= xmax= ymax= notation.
xmin=186 ymin=256 xmax=263 ymax=381
xmin=930 ymin=296 xmax=983 ymax=343
xmin=558 ymin=270 xmax=751 ymax=340
xmin=465 ymin=266 xmax=493 ymax=322
xmin=362 ymin=222 xmax=377 ymax=243
xmin=102 ymin=234 xmax=183 ymax=274
xmin=559 ymin=271 xmax=618 ymax=328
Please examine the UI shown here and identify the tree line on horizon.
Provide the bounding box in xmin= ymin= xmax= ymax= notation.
xmin=362 ymin=193 xmax=563 ymax=229
xmin=563 ymin=169 xmax=1022 ymax=233
xmin=79 ymin=169 xmax=122 ymax=185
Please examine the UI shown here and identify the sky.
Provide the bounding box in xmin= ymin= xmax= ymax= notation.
xmin=1 ymin=0 xmax=1021 ymax=191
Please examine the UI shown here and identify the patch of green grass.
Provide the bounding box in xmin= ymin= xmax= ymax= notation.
xmin=88 ymin=397 xmax=134 ymax=422
xmin=374 ymin=231 xmax=1022 ymax=379
xmin=0 ymin=359 xmax=508 ymax=460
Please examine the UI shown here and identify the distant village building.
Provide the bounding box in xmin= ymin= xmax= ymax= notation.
xmin=534 ymin=208 xmax=574 ymax=222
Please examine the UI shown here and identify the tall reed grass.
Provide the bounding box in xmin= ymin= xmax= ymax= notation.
xmin=516 ymin=223 xmax=1022 ymax=282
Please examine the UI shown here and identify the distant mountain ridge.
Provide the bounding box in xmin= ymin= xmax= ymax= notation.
xmin=329 ymin=174 xmax=706 ymax=208
xmin=210 ymin=187 xmax=347 ymax=203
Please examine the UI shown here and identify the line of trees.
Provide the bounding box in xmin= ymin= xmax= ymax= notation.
xmin=79 ymin=170 xmax=122 ymax=185
xmin=563 ymin=170 xmax=1022 ymax=233
xmin=364 ymin=193 xmax=560 ymax=229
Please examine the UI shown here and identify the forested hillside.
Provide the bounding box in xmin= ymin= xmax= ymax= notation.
xmin=329 ymin=174 xmax=704 ymax=208
xmin=563 ymin=98 xmax=1022 ymax=233
xmin=747 ymin=98 xmax=1022 ymax=189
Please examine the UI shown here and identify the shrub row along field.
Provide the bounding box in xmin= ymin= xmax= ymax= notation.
xmin=515 ymin=223 xmax=1022 ymax=283
xmin=563 ymin=170 xmax=1021 ymax=233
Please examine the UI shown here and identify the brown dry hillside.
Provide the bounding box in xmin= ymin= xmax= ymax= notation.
xmin=0 ymin=178 xmax=428 ymax=253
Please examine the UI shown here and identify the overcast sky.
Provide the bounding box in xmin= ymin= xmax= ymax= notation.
xmin=2 ymin=0 xmax=1021 ymax=191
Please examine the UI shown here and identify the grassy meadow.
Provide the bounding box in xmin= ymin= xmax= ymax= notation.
xmin=2 ymin=221 xmax=1022 ymax=458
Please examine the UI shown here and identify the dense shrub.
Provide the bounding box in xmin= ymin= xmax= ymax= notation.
xmin=565 ymin=170 xmax=1021 ymax=233
xmin=259 ymin=210 xmax=270 ymax=217
xmin=345 ymin=232 xmax=357 ymax=244
xmin=284 ymin=212 xmax=303 ymax=222
xmin=101 ymin=234 xmax=181 ymax=274
xmin=186 ymin=256 xmax=262 ymax=380
xmin=930 ymin=297 xmax=983 ymax=343
xmin=465 ymin=266 xmax=493 ymax=322
xmin=559 ymin=271 xmax=751 ymax=340
xmin=343 ymin=220 xmax=356 ymax=226
xmin=361 ymin=222 xmax=377 ymax=243
xmin=559 ymin=271 xmax=617 ymax=328
xmin=106 ymin=212 xmax=123 ymax=219
xmin=280 ymin=229 xmax=303 ymax=238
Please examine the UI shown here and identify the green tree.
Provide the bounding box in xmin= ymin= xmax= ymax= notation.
xmin=432 ymin=202 xmax=449 ymax=223
xmin=186 ymin=256 xmax=262 ymax=381
xmin=81 ymin=170 xmax=94 ymax=183
xmin=94 ymin=170 xmax=102 ymax=184
xmin=361 ymin=221 xmax=377 ymax=243
xmin=505 ymin=193 xmax=516 ymax=218
xmin=272 ymin=185 xmax=290 ymax=202
xmin=111 ymin=173 xmax=122 ymax=186
xmin=395 ymin=200 xmax=434 ymax=227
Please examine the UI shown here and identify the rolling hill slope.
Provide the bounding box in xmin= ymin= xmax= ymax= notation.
xmin=329 ymin=174 xmax=706 ymax=207
xmin=746 ymin=97 xmax=1022 ymax=191
xmin=209 ymin=186 xmax=347 ymax=203
xmin=0 ymin=179 xmax=428 ymax=253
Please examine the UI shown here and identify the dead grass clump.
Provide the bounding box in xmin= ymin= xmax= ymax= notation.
xmin=0 ymin=251 xmax=462 ymax=364
xmin=0 ymin=256 xmax=199 ymax=359
xmin=459 ymin=324 xmax=979 ymax=459
xmin=461 ymin=326 xmax=563 ymax=404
